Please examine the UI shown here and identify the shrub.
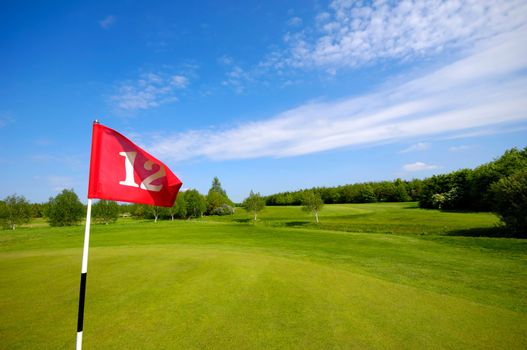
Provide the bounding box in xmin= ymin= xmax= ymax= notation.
xmin=211 ymin=204 xmax=235 ymax=216
xmin=0 ymin=195 xmax=32 ymax=230
xmin=92 ymin=200 xmax=119 ymax=224
xmin=491 ymin=170 xmax=527 ymax=235
xmin=46 ymin=189 xmax=85 ymax=226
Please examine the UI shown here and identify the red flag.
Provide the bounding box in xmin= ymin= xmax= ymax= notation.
xmin=87 ymin=122 xmax=182 ymax=207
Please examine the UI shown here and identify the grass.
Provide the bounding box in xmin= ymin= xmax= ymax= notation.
xmin=1 ymin=203 xmax=526 ymax=349
xmin=209 ymin=202 xmax=501 ymax=235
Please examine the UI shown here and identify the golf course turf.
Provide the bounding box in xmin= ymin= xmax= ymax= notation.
xmin=1 ymin=203 xmax=526 ymax=349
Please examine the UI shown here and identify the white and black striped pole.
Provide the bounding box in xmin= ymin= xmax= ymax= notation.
xmin=76 ymin=198 xmax=92 ymax=350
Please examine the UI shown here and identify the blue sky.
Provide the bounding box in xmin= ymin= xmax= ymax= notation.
xmin=1 ymin=0 xmax=526 ymax=203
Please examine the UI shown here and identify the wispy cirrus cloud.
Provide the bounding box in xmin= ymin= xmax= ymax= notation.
xmin=99 ymin=15 xmax=115 ymax=29
xmin=224 ymin=0 xmax=527 ymax=92
xmin=287 ymin=16 xmax=302 ymax=27
xmin=399 ymin=142 xmax=430 ymax=154
xmin=111 ymin=72 xmax=189 ymax=111
xmin=448 ymin=145 xmax=475 ymax=152
xmin=221 ymin=65 xmax=253 ymax=94
xmin=280 ymin=0 xmax=527 ymax=70
xmin=403 ymin=162 xmax=439 ymax=172
xmin=144 ymin=26 xmax=527 ymax=162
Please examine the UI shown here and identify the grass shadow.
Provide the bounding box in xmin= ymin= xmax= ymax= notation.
xmin=284 ymin=221 xmax=310 ymax=227
xmin=234 ymin=218 xmax=252 ymax=224
xmin=446 ymin=226 xmax=524 ymax=238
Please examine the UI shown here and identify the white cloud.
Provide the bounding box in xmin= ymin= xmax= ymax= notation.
xmin=282 ymin=0 xmax=527 ymax=70
xmin=221 ymin=66 xmax=253 ymax=94
xmin=399 ymin=142 xmax=430 ymax=154
xmin=218 ymin=56 xmax=253 ymax=93
xmin=112 ymin=72 xmax=189 ymax=111
xmin=218 ymin=55 xmax=234 ymax=66
xmin=144 ymin=26 xmax=527 ymax=162
xmin=403 ymin=162 xmax=439 ymax=172
xmin=287 ymin=17 xmax=303 ymax=27
xmin=230 ymin=0 xmax=527 ymax=92
xmin=171 ymin=75 xmax=189 ymax=88
xmin=99 ymin=15 xmax=115 ymax=29
xmin=441 ymin=125 xmax=527 ymax=140
xmin=449 ymin=145 xmax=474 ymax=152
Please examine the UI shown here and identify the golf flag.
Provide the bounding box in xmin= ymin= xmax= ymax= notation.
xmin=77 ymin=121 xmax=183 ymax=350
xmin=88 ymin=122 xmax=182 ymax=207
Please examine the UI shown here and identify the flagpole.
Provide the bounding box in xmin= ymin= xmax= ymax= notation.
xmin=76 ymin=198 xmax=92 ymax=350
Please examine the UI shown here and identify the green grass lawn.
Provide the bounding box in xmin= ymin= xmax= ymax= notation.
xmin=213 ymin=202 xmax=502 ymax=235
xmin=1 ymin=203 xmax=526 ymax=349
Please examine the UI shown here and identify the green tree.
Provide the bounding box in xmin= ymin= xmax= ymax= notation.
xmin=46 ymin=189 xmax=85 ymax=226
xmin=408 ymin=179 xmax=423 ymax=200
xmin=92 ymin=200 xmax=119 ymax=224
xmin=393 ymin=179 xmax=411 ymax=202
xmin=209 ymin=176 xmax=227 ymax=197
xmin=129 ymin=203 xmax=146 ymax=218
xmin=147 ymin=205 xmax=165 ymax=222
xmin=185 ymin=189 xmax=206 ymax=218
xmin=118 ymin=204 xmax=134 ymax=217
xmin=0 ymin=195 xmax=32 ymax=230
xmin=242 ymin=191 xmax=265 ymax=221
xmin=206 ymin=177 xmax=233 ymax=215
xmin=419 ymin=148 xmax=527 ymax=211
xmin=302 ymin=191 xmax=324 ymax=223
xmin=491 ymin=169 xmax=527 ymax=235
xmin=320 ymin=187 xmax=340 ymax=204
xmin=30 ymin=202 xmax=47 ymax=218
xmin=357 ymin=184 xmax=376 ymax=203
xmin=431 ymin=193 xmax=446 ymax=209
xmin=206 ymin=191 xmax=227 ymax=214
xmin=169 ymin=192 xmax=187 ymax=219
xmin=374 ymin=182 xmax=396 ymax=202
xmin=470 ymin=147 xmax=527 ymax=210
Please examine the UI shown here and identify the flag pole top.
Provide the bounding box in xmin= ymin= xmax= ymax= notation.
xmin=94 ymin=120 xmax=100 ymax=124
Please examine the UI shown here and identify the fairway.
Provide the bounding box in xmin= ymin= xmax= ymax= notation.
xmin=1 ymin=203 xmax=526 ymax=349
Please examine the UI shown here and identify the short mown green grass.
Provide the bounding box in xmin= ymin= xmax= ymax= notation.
xmin=1 ymin=203 xmax=526 ymax=349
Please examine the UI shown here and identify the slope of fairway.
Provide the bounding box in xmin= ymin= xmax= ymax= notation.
xmin=206 ymin=202 xmax=501 ymax=235
xmin=1 ymin=204 xmax=526 ymax=349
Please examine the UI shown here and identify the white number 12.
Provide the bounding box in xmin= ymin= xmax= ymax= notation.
xmin=118 ymin=151 xmax=165 ymax=192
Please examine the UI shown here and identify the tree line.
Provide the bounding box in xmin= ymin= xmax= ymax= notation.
xmin=122 ymin=177 xmax=236 ymax=221
xmin=0 ymin=177 xmax=265 ymax=227
xmin=417 ymin=147 xmax=527 ymax=234
xmin=265 ymin=178 xmax=422 ymax=205
xmin=1 ymin=147 xmax=525 ymax=234
xmin=263 ymin=147 xmax=526 ymax=234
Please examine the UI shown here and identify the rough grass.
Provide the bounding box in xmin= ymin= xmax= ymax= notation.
xmin=1 ymin=203 xmax=526 ymax=349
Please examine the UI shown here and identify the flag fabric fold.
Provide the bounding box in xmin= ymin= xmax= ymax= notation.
xmin=88 ymin=122 xmax=182 ymax=207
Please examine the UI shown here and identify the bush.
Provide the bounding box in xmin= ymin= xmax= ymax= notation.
xmin=206 ymin=177 xmax=234 ymax=215
xmin=46 ymin=189 xmax=85 ymax=226
xmin=185 ymin=189 xmax=207 ymax=218
xmin=92 ymin=200 xmax=119 ymax=224
xmin=211 ymin=204 xmax=235 ymax=216
xmin=167 ymin=193 xmax=187 ymax=220
xmin=491 ymin=170 xmax=527 ymax=235
xmin=206 ymin=191 xmax=232 ymax=215
xmin=0 ymin=195 xmax=32 ymax=230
